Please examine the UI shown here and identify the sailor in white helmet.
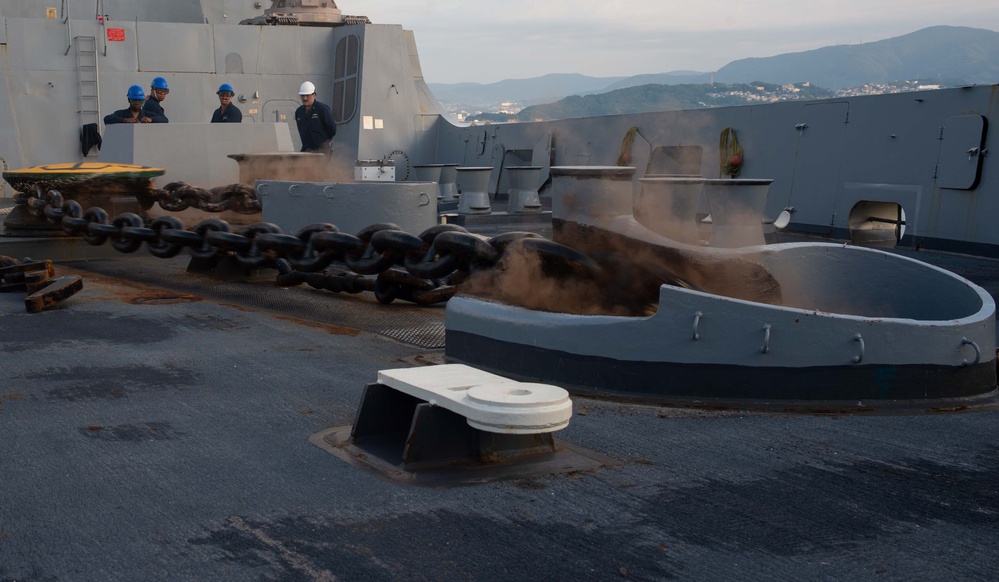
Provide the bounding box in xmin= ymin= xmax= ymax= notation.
xmin=294 ymin=81 xmax=337 ymax=153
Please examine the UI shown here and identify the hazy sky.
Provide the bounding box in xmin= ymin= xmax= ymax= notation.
xmin=346 ymin=1 xmax=999 ymax=84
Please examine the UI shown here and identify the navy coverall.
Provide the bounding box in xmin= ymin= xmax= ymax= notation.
xmin=142 ymin=98 xmax=168 ymax=123
xmin=211 ymin=103 xmax=242 ymax=123
xmin=294 ymin=100 xmax=337 ymax=152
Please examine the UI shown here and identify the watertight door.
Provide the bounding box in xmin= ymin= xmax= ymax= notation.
xmin=936 ymin=114 xmax=987 ymax=190
xmin=787 ymin=102 xmax=849 ymax=235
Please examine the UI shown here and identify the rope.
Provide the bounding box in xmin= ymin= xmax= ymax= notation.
xmin=719 ymin=127 xmax=744 ymax=177
xmin=616 ymin=126 xmax=638 ymax=166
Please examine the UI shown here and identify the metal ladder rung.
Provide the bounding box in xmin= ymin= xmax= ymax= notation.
xmin=75 ymin=35 xmax=101 ymax=155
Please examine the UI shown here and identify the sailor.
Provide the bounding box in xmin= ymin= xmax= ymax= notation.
xmin=104 ymin=85 xmax=153 ymax=124
xmin=294 ymin=81 xmax=336 ymax=153
xmin=142 ymin=77 xmax=170 ymax=123
xmin=210 ymin=83 xmax=242 ymax=123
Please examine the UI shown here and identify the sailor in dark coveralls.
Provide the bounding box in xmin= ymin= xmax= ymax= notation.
xmin=104 ymin=85 xmax=152 ymax=124
xmin=294 ymin=81 xmax=337 ymax=153
xmin=142 ymin=76 xmax=169 ymax=123
xmin=211 ymin=83 xmax=242 ymax=123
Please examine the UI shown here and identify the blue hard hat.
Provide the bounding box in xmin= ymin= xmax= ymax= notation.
xmin=126 ymin=85 xmax=145 ymax=100
xmin=217 ymin=83 xmax=234 ymax=94
xmin=151 ymin=77 xmax=169 ymax=90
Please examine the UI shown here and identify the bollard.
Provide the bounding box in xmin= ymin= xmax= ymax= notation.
xmin=439 ymin=163 xmax=460 ymax=203
xmin=455 ymin=167 xmax=493 ymax=215
xmin=550 ymin=166 xmax=636 ymax=226
xmin=702 ymin=178 xmax=773 ymax=247
xmin=635 ymin=176 xmax=704 ymax=244
xmin=505 ymin=166 xmax=544 ymax=214
xmin=412 ymin=164 xmax=444 ymax=200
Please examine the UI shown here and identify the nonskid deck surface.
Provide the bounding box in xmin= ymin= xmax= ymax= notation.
xmin=65 ymin=255 xmax=447 ymax=349
xmin=1 ymin=245 xmax=998 ymax=579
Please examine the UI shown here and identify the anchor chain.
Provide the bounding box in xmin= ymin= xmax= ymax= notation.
xmin=14 ymin=181 xmax=262 ymax=215
xmin=13 ymin=185 xmax=591 ymax=306
xmin=135 ymin=182 xmax=262 ymax=214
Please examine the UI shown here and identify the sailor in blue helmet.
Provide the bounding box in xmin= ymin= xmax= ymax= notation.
xmin=211 ymin=83 xmax=242 ymax=123
xmin=104 ymin=85 xmax=153 ymax=124
xmin=294 ymin=81 xmax=336 ymax=153
xmin=141 ymin=76 xmax=169 ymax=123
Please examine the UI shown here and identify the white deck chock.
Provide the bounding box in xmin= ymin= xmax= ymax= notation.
xmin=348 ymin=364 xmax=574 ymax=471
xmin=376 ymin=364 xmax=572 ymax=434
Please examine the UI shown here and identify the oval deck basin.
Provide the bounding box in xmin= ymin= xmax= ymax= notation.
xmin=445 ymin=166 xmax=998 ymax=410
xmin=445 ymin=241 xmax=997 ymax=409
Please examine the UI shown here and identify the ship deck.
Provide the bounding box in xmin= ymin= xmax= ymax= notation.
xmin=2 ymin=223 xmax=999 ymax=580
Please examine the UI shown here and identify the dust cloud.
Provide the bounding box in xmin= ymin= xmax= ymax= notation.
xmin=459 ymin=242 xmax=651 ymax=316
xmin=234 ymin=149 xmax=356 ymax=185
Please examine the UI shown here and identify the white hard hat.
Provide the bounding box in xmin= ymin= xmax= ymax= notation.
xmin=298 ymin=81 xmax=316 ymax=95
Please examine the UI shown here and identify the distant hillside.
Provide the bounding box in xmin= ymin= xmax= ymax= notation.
xmin=598 ymin=71 xmax=715 ymax=92
xmin=476 ymin=82 xmax=834 ymax=123
xmin=714 ymin=26 xmax=999 ymax=88
xmin=431 ymin=26 xmax=999 ymax=117
xmin=428 ymin=73 xmax=626 ymax=108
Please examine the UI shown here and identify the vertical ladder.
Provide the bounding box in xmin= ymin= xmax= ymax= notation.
xmin=76 ymin=35 xmax=100 ymax=156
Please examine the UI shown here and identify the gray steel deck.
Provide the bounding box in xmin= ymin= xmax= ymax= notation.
xmin=1 ymin=243 xmax=998 ymax=581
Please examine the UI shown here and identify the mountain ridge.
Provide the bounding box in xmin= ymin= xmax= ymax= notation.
xmin=428 ymin=26 xmax=999 ymax=118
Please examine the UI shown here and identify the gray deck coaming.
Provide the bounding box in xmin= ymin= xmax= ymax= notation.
xmin=2 ymin=253 xmax=999 ymax=579
xmin=445 ymin=284 xmax=996 ymax=369
xmin=444 ymin=328 xmax=999 ymax=408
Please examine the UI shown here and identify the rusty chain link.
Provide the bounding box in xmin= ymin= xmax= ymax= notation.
xmin=14 ymin=181 xmax=262 ymax=216
xmin=138 ymin=182 xmax=262 ymax=214
xmin=13 ymin=185 xmax=598 ymax=306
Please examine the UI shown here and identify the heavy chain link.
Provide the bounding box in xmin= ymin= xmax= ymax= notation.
xmin=14 ymin=182 xmax=262 ymax=215
xmin=139 ymin=182 xmax=262 ymax=214
xmin=14 ymin=185 xmax=597 ymax=306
